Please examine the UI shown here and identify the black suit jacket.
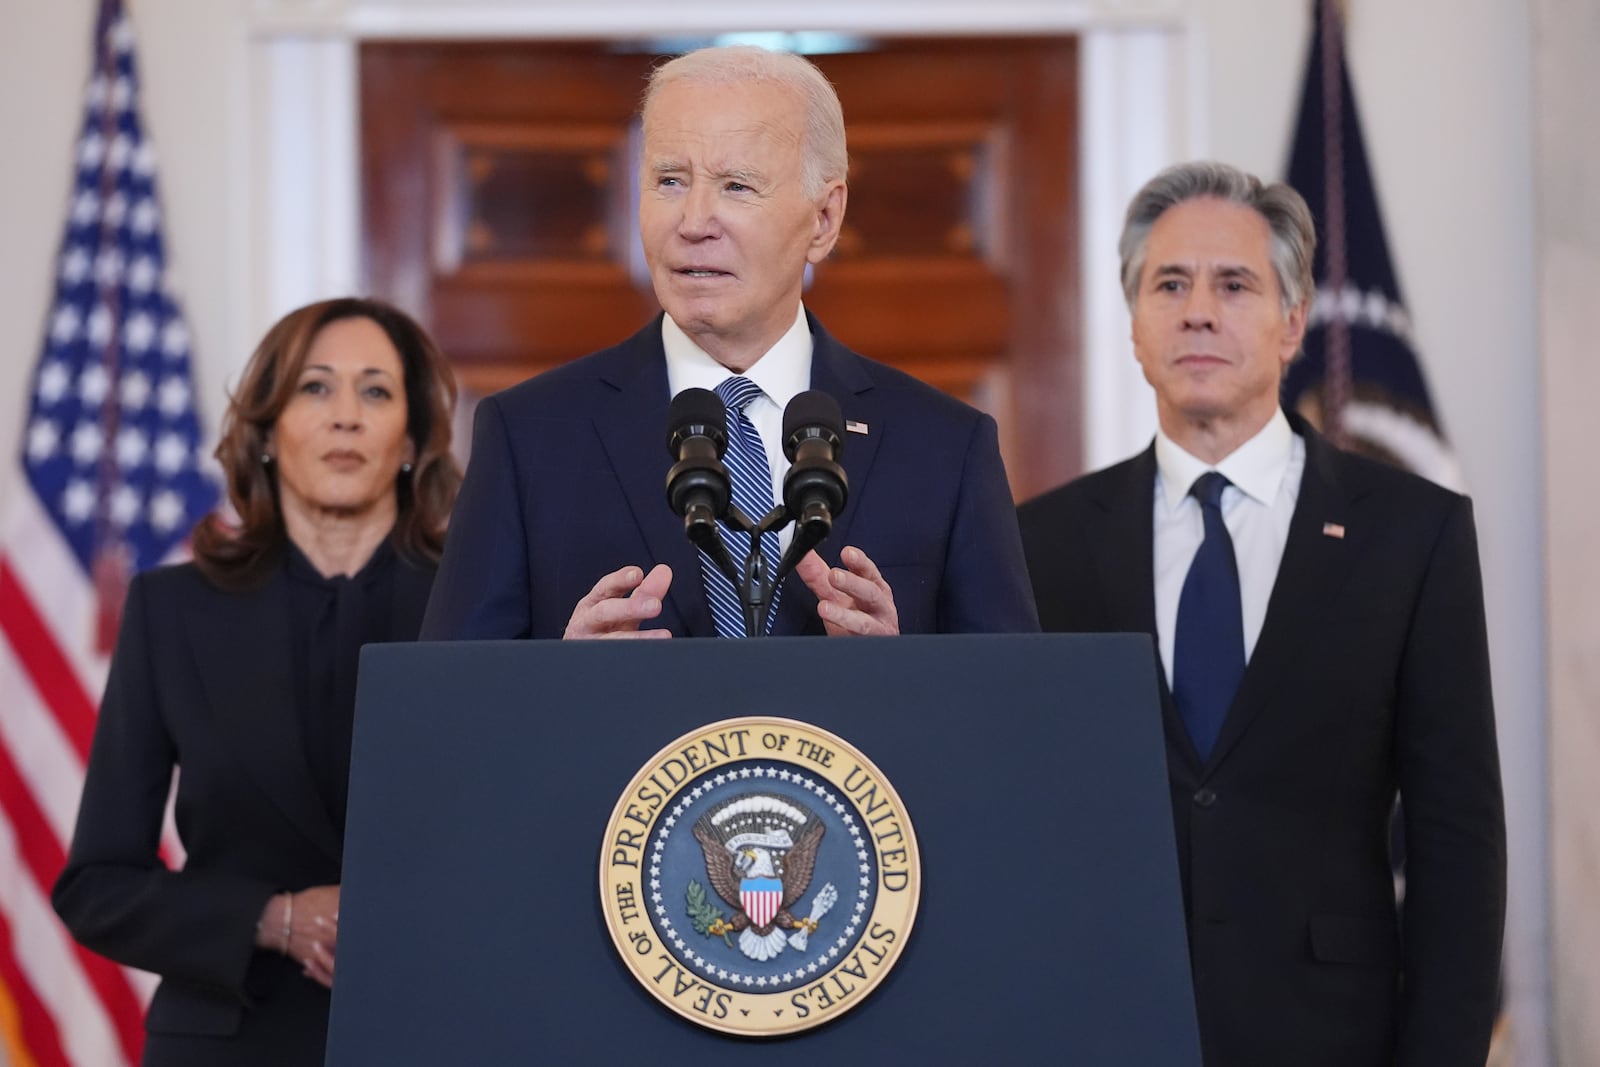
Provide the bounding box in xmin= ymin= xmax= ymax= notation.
xmin=421 ymin=312 xmax=1038 ymax=639
xmin=1018 ymin=416 xmax=1504 ymax=1067
xmin=53 ymin=555 xmax=433 ymax=1066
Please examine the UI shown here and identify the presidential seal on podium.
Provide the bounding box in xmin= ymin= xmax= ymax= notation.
xmin=600 ymin=717 xmax=921 ymax=1036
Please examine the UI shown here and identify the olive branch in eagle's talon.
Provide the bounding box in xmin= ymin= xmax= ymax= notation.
xmin=685 ymin=879 xmax=736 ymax=948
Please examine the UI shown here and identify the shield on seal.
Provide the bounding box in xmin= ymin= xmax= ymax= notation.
xmin=740 ymin=877 xmax=783 ymax=928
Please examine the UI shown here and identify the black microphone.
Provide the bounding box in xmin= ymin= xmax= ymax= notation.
xmin=777 ymin=391 xmax=848 ymax=576
xmin=665 ymin=388 xmax=736 ymax=579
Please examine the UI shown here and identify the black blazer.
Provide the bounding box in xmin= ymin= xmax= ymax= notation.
xmin=53 ymin=555 xmax=434 ymax=1066
xmin=421 ymin=312 xmax=1038 ymax=640
xmin=1018 ymin=416 xmax=1505 ymax=1067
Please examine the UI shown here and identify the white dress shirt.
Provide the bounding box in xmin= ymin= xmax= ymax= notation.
xmin=1152 ymin=408 xmax=1304 ymax=688
xmin=663 ymin=304 xmax=812 ymax=555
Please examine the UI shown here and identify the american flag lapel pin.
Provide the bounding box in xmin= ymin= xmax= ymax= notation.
xmin=846 ymin=419 xmax=869 ymax=435
xmin=1322 ymin=522 xmax=1346 ymax=540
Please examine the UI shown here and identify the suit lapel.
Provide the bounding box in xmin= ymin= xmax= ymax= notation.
xmin=186 ymin=567 xmax=343 ymax=861
xmin=593 ymin=321 xmax=716 ymax=637
xmin=1085 ymin=447 xmax=1160 ymax=637
xmin=1086 ymin=447 xmax=1205 ymax=772
xmin=772 ymin=316 xmax=882 ymax=637
xmin=1202 ymin=423 xmax=1363 ymax=775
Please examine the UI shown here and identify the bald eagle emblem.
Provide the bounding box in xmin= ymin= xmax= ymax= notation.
xmin=687 ymin=793 xmax=838 ymax=962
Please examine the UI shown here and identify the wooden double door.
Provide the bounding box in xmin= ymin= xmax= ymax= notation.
xmin=361 ymin=37 xmax=1081 ymax=499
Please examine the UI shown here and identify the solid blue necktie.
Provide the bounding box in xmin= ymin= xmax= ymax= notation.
xmin=700 ymin=376 xmax=782 ymax=637
xmin=1172 ymin=471 xmax=1245 ymax=760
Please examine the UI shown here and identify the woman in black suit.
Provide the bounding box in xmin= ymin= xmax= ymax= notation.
xmin=53 ymin=297 xmax=461 ymax=1066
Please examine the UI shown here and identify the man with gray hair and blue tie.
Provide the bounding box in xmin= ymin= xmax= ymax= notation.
xmin=1019 ymin=160 xmax=1504 ymax=1066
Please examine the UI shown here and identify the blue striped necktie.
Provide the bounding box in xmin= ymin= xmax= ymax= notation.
xmin=701 ymin=376 xmax=782 ymax=637
xmin=1171 ymin=471 xmax=1245 ymax=760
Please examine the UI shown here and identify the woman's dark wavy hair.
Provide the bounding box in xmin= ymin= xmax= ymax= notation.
xmin=192 ymin=297 xmax=461 ymax=588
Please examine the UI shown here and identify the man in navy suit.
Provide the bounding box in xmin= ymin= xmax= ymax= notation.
xmin=1019 ymin=162 xmax=1504 ymax=1065
xmin=422 ymin=45 xmax=1037 ymax=641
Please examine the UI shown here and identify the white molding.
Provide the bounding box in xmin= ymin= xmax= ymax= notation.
xmin=1079 ymin=29 xmax=1182 ymax=470
xmin=250 ymin=36 xmax=360 ymax=338
xmin=247 ymin=0 xmax=1187 ymax=39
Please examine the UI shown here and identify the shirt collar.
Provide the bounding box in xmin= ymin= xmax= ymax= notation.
xmin=662 ymin=305 xmax=813 ymax=409
xmin=1154 ymin=406 xmax=1295 ymax=511
xmin=283 ymin=535 xmax=395 ymax=588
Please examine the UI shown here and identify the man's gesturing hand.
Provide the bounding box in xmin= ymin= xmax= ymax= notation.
xmin=564 ymin=564 xmax=674 ymax=639
xmin=796 ymin=547 xmax=899 ymax=636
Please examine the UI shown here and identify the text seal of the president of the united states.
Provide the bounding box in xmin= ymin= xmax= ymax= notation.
xmin=600 ymin=717 xmax=921 ymax=1036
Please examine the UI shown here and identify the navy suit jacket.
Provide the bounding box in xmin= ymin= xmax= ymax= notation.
xmin=422 ymin=312 xmax=1038 ymax=639
xmin=1017 ymin=415 xmax=1505 ymax=1067
xmin=54 ymin=556 xmax=434 ymax=1065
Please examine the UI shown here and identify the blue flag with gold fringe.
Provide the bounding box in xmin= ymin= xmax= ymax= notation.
xmin=1282 ymin=3 xmax=1509 ymax=1060
xmin=1282 ymin=0 xmax=1463 ymax=492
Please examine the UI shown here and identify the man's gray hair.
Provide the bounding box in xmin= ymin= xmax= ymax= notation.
xmin=1119 ymin=161 xmax=1316 ymax=317
xmin=641 ymin=45 xmax=849 ymax=201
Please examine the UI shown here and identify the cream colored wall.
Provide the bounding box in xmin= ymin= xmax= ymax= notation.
xmin=0 ymin=1 xmax=1560 ymax=1063
xmin=1535 ymin=0 xmax=1600 ymax=1061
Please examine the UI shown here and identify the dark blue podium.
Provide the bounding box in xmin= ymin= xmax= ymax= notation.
xmin=325 ymin=634 xmax=1200 ymax=1065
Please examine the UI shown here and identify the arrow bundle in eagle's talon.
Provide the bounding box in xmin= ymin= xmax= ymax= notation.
xmin=788 ymin=882 xmax=838 ymax=950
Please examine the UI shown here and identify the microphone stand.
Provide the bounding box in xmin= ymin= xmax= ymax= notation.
xmin=703 ymin=502 xmax=819 ymax=639
xmin=677 ymin=407 xmax=843 ymax=639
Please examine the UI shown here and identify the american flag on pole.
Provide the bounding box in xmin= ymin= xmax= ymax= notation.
xmin=1282 ymin=0 xmax=1465 ymax=493
xmin=0 ymin=1 xmax=219 ymax=1063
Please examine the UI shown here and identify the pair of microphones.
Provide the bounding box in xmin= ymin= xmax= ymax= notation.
xmin=665 ymin=388 xmax=849 ymax=637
